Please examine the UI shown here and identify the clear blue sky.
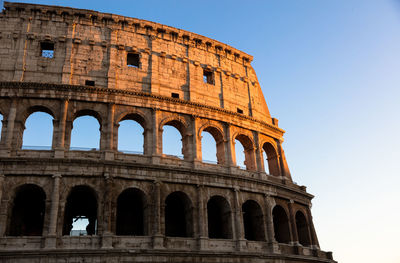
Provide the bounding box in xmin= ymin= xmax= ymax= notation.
xmin=5 ymin=0 xmax=400 ymax=262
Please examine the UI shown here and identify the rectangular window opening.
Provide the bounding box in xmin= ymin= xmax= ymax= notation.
xmin=171 ymin=93 xmax=179 ymax=98
xmin=85 ymin=80 xmax=95 ymax=86
xmin=127 ymin=53 xmax=140 ymax=68
xmin=41 ymin=42 xmax=54 ymax=58
xmin=203 ymin=69 xmax=214 ymax=85
xmin=237 ymin=108 xmax=243 ymax=114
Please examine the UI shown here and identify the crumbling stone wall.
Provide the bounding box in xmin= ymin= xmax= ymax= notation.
xmin=0 ymin=2 xmax=334 ymax=263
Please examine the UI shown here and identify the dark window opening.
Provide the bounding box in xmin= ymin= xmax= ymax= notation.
xmin=273 ymin=205 xmax=291 ymax=243
xmin=116 ymin=188 xmax=147 ymax=236
xmin=296 ymin=211 xmax=311 ymax=246
xmin=171 ymin=93 xmax=179 ymax=99
xmin=7 ymin=184 xmax=46 ymax=236
xmin=242 ymin=200 xmax=265 ymax=241
xmin=63 ymin=186 xmax=97 ymax=236
xmin=207 ymin=196 xmax=232 ymax=239
xmin=41 ymin=42 xmax=54 ymax=58
xmin=203 ymin=69 xmax=214 ymax=85
xmin=85 ymin=80 xmax=95 ymax=86
xmin=237 ymin=108 xmax=243 ymax=114
xmin=165 ymin=192 xmax=193 ymax=237
xmin=127 ymin=53 xmax=140 ymax=68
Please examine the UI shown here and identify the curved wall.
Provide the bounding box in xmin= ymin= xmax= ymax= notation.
xmin=0 ymin=2 xmax=334 ymax=263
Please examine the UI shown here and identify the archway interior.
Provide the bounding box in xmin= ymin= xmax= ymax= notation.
xmin=296 ymin=211 xmax=311 ymax=246
xmin=162 ymin=125 xmax=183 ymax=158
xmin=116 ymin=188 xmax=146 ymax=236
xmin=8 ymin=184 xmax=46 ymax=236
xmin=235 ymin=139 xmax=246 ymax=169
xmin=207 ymin=196 xmax=232 ymax=239
xmin=165 ymin=192 xmax=193 ymax=237
xmin=63 ymin=186 xmax=97 ymax=236
xmin=201 ymin=131 xmax=217 ymax=163
xmin=22 ymin=111 xmax=53 ymax=149
xmin=242 ymin=200 xmax=265 ymax=241
xmin=70 ymin=115 xmax=100 ymax=150
xmin=118 ymin=119 xmax=144 ymax=154
xmin=263 ymin=142 xmax=280 ymax=176
xmin=272 ymin=205 xmax=291 ymax=243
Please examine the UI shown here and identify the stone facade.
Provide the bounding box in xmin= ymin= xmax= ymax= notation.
xmin=0 ymin=2 xmax=334 ymax=263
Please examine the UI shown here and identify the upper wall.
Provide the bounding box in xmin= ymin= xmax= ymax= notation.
xmin=0 ymin=2 xmax=273 ymax=124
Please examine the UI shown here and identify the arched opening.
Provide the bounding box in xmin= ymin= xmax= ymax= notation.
xmin=7 ymin=184 xmax=46 ymax=236
xmin=165 ymin=191 xmax=193 ymax=237
xmin=207 ymin=195 xmax=232 ymax=239
xmin=63 ymin=185 xmax=97 ymax=236
xmin=118 ymin=119 xmax=144 ymax=154
xmin=70 ymin=114 xmax=101 ymax=151
xmin=201 ymin=126 xmax=224 ymax=164
xmin=235 ymin=139 xmax=246 ymax=169
xmin=235 ymin=134 xmax=256 ymax=170
xmin=263 ymin=142 xmax=280 ymax=176
xmin=116 ymin=188 xmax=147 ymax=236
xmin=242 ymin=200 xmax=265 ymax=241
xmin=162 ymin=120 xmax=185 ymax=159
xmin=22 ymin=111 xmax=54 ymax=150
xmin=201 ymin=131 xmax=217 ymax=163
xmin=296 ymin=211 xmax=311 ymax=246
xmin=272 ymin=205 xmax=291 ymax=243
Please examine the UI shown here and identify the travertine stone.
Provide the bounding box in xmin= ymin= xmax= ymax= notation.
xmin=0 ymin=2 xmax=334 ymax=263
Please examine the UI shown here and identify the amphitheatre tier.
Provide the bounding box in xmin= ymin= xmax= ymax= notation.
xmin=0 ymin=2 xmax=335 ymax=263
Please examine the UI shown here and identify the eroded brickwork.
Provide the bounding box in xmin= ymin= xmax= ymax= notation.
xmin=0 ymin=2 xmax=334 ymax=263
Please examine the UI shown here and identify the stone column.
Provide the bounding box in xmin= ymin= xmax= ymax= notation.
xmin=0 ymin=175 xmax=5 ymax=219
xmin=288 ymin=200 xmax=299 ymax=245
xmin=233 ymin=188 xmax=246 ymax=250
xmin=152 ymin=181 xmax=164 ymax=249
xmin=264 ymin=194 xmax=279 ymax=253
xmin=4 ymin=99 xmax=17 ymax=149
xmin=277 ymin=140 xmax=292 ymax=181
xmin=104 ymin=104 xmax=115 ymax=160
xmin=0 ymin=174 xmax=7 ymax=237
xmin=54 ymin=100 xmax=68 ymax=158
xmin=224 ymin=124 xmax=235 ymax=169
xmin=197 ymin=185 xmax=207 ymax=250
xmin=151 ymin=109 xmax=161 ymax=164
xmin=306 ymin=205 xmax=320 ymax=249
xmin=101 ymin=173 xmax=113 ymax=249
xmin=45 ymin=174 xmax=61 ymax=248
xmin=253 ymin=132 xmax=265 ymax=173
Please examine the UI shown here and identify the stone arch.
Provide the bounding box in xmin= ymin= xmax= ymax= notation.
xmin=242 ymin=199 xmax=265 ymax=241
xmin=207 ymin=195 xmax=233 ymax=239
xmin=116 ymin=187 xmax=148 ymax=236
xmin=73 ymin=109 xmax=102 ymax=127
xmin=233 ymin=133 xmax=256 ymax=170
xmin=164 ymin=191 xmax=193 ymax=237
xmin=262 ymin=141 xmax=281 ymax=176
xmin=62 ymin=185 xmax=98 ymax=236
xmin=20 ymin=105 xmax=55 ymax=123
xmin=6 ymin=184 xmax=46 ymax=236
xmin=69 ymin=110 xmax=102 ymax=150
xmin=13 ymin=105 xmax=55 ymax=149
xmin=22 ymin=110 xmax=55 ymax=150
xmin=272 ymin=205 xmax=291 ymax=244
xmin=116 ymin=112 xmax=147 ymax=154
xmin=199 ymin=124 xmax=225 ymax=164
xmin=296 ymin=210 xmax=311 ymax=246
xmin=160 ymin=117 xmax=189 ymax=159
xmin=160 ymin=116 xmax=188 ymax=136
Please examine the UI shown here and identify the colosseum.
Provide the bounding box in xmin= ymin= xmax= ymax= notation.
xmin=0 ymin=2 xmax=334 ymax=263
